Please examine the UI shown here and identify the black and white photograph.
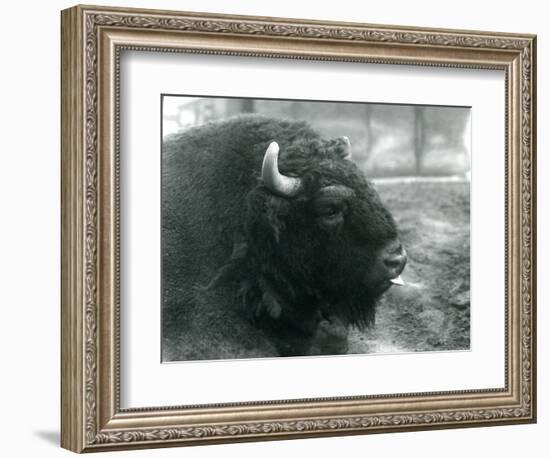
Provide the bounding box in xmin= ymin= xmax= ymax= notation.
xmin=161 ymin=96 xmax=471 ymax=362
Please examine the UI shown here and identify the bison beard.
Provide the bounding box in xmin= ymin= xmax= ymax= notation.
xmin=162 ymin=114 xmax=405 ymax=361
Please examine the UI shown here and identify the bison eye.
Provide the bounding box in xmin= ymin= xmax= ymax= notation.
xmin=313 ymin=198 xmax=347 ymax=224
xmin=317 ymin=206 xmax=339 ymax=217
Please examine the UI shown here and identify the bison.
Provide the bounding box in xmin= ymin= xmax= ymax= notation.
xmin=162 ymin=114 xmax=406 ymax=361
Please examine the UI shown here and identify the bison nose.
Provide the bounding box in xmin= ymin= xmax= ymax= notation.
xmin=382 ymin=242 xmax=407 ymax=277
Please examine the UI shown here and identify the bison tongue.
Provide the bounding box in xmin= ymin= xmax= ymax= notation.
xmin=389 ymin=275 xmax=405 ymax=286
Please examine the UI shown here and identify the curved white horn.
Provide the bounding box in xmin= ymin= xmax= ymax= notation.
xmin=261 ymin=142 xmax=302 ymax=197
xmin=341 ymin=136 xmax=352 ymax=160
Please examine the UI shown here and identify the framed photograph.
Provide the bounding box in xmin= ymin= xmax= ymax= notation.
xmin=61 ymin=4 xmax=537 ymax=453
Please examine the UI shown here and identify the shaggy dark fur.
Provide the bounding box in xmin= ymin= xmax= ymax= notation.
xmin=162 ymin=115 xmax=399 ymax=360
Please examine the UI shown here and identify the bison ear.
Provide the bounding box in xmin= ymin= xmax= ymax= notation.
xmin=246 ymin=187 xmax=290 ymax=245
xmin=230 ymin=232 xmax=248 ymax=261
xmin=264 ymin=195 xmax=289 ymax=243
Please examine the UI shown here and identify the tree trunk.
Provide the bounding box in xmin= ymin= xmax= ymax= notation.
xmin=413 ymin=106 xmax=426 ymax=175
xmin=364 ymin=104 xmax=373 ymax=162
xmin=240 ymin=99 xmax=256 ymax=113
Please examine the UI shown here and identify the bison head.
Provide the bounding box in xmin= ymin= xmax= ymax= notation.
xmin=204 ymin=133 xmax=406 ymax=356
xmin=210 ymin=135 xmax=406 ymax=356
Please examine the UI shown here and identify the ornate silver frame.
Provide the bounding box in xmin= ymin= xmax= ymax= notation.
xmin=61 ymin=4 xmax=536 ymax=453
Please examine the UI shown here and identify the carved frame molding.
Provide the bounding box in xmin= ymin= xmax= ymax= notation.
xmin=61 ymin=4 xmax=536 ymax=453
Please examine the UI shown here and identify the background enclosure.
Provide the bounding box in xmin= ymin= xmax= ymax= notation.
xmin=163 ymin=97 xmax=471 ymax=177
xmin=0 ymin=1 xmax=546 ymax=457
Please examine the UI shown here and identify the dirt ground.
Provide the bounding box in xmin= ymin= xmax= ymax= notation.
xmin=348 ymin=180 xmax=471 ymax=354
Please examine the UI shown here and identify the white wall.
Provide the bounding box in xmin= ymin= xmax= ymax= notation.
xmin=0 ymin=0 xmax=545 ymax=456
